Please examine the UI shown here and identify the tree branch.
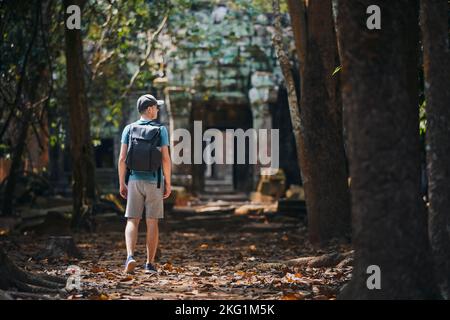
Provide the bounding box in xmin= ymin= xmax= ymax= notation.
xmin=89 ymin=3 xmax=115 ymax=81
xmin=272 ymin=0 xmax=301 ymax=121
xmin=120 ymin=14 xmax=168 ymax=99
xmin=287 ymin=0 xmax=308 ymax=75
xmin=272 ymin=0 xmax=304 ymax=174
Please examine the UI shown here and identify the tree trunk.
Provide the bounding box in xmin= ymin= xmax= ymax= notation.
xmin=2 ymin=66 xmax=45 ymax=216
xmin=2 ymin=112 xmax=31 ymax=215
xmin=286 ymin=0 xmax=351 ymax=246
xmin=36 ymin=236 xmax=83 ymax=261
xmin=420 ymin=0 xmax=450 ymax=299
xmin=63 ymin=0 xmax=97 ymax=229
xmin=335 ymin=0 xmax=440 ymax=299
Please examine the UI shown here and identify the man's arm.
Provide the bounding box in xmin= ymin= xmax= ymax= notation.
xmin=118 ymin=143 xmax=128 ymax=199
xmin=161 ymin=145 xmax=171 ymax=199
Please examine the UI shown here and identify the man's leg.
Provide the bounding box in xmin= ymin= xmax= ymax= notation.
xmin=145 ymin=218 xmax=159 ymax=264
xmin=125 ymin=218 xmax=140 ymax=257
xmin=123 ymin=180 xmax=144 ymax=273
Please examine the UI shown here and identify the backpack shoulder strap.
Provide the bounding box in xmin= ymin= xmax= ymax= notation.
xmin=157 ymin=167 xmax=161 ymax=189
xmin=125 ymin=124 xmax=134 ymax=172
xmin=128 ymin=123 xmax=135 ymax=145
xmin=148 ymin=120 xmax=162 ymax=127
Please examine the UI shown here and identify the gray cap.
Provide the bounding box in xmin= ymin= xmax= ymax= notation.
xmin=136 ymin=94 xmax=164 ymax=112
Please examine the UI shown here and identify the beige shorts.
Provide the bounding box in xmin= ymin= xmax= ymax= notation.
xmin=125 ymin=180 xmax=164 ymax=219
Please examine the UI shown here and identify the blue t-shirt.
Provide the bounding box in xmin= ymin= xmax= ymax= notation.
xmin=121 ymin=119 xmax=169 ymax=183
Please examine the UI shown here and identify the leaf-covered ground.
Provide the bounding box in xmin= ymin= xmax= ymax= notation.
xmin=1 ymin=204 xmax=353 ymax=300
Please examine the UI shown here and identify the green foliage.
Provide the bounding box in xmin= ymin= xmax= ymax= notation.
xmin=332 ymin=66 xmax=342 ymax=76
xmin=419 ymin=100 xmax=426 ymax=136
xmin=250 ymin=0 xmax=288 ymax=13
xmin=80 ymin=0 xmax=173 ymax=137
xmin=0 ymin=0 xmax=56 ymax=151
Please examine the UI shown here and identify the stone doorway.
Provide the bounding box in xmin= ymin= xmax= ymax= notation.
xmin=203 ymin=129 xmax=234 ymax=193
xmin=198 ymin=98 xmax=253 ymax=194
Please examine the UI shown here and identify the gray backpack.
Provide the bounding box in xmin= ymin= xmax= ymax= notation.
xmin=125 ymin=121 xmax=162 ymax=187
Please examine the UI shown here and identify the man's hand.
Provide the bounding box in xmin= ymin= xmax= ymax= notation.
xmin=120 ymin=183 xmax=128 ymax=199
xmin=161 ymin=145 xmax=171 ymax=199
xmin=163 ymin=182 xmax=171 ymax=199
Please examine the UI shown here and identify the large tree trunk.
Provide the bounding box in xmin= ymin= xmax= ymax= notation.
xmin=420 ymin=0 xmax=450 ymax=299
xmin=64 ymin=0 xmax=97 ymax=229
xmin=335 ymin=0 xmax=440 ymax=299
xmin=286 ymin=0 xmax=351 ymax=246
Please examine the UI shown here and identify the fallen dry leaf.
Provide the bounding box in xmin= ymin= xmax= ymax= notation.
xmin=162 ymin=262 xmax=174 ymax=272
xmin=119 ymin=275 xmax=134 ymax=282
xmin=89 ymin=293 xmax=110 ymax=300
xmin=90 ymin=266 xmax=106 ymax=273
xmin=281 ymin=293 xmax=305 ymax=300
xmin=109 ymin=292 xmax=122 ymax=300
xmin=105 ymin=273 xmax=116 ymax=280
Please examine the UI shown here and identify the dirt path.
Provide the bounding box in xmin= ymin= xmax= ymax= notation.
xmin=1 ymin=207 xmax=352 ymax=300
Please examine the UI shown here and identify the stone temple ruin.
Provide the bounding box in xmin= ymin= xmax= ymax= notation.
xmin=145 ymin=1 xmax=298 ymax=196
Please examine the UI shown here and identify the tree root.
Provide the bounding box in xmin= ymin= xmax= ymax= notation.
xmin=4 ymin=291 xmax=55 ymax=300
xmin=12 ymin=279 xmax=63 ymax=294
xmin=0 ymin=289 xmax=13 ymax=300
xmin=39 ymin=273 xmax=67 ymax=284
xmin=286 ymin=251 xmax=354 ymax=268
xmin=0 ymin=248 xmax=67 ymax=299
